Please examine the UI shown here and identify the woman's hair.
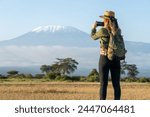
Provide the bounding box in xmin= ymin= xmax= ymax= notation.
xmin=109 ymin=17 xmax=119 ymax=34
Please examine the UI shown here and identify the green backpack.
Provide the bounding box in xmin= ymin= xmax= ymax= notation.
xmin=107 ymin=29 xmax=127 ymax=61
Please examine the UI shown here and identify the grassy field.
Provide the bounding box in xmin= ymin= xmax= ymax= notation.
xmin=0 ymin=81 xmax=150 ymax=100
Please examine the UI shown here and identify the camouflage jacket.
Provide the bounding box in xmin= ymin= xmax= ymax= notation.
xmin=91 ymin=28 xmax=110 ymax=55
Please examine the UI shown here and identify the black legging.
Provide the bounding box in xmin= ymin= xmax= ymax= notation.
xmin=99 ymin=55 xmax=121 ymax=100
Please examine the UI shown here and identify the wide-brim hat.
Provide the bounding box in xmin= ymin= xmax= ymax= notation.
xmin=100 ymin=11 xmax=115 ymax=19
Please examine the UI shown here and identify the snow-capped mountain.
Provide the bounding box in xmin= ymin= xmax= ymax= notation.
xmin=0 ymin=25 xmax=97 ymax=47
xmin=0 ymin=25 xmax=150 ymax=76
xmin=0 ymin=25 xmax=150 ymax=54
xmin=32 ymin=25 xmax=66 ymax=33
xmin=31 ymin=25 xmax=82 ymax=33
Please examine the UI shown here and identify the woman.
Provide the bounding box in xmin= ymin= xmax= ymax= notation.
xmin=91 ymin=11 xmax=121 ymax=100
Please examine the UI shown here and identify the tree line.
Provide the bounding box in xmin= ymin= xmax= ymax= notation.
xmin=0 ymin=58 xmax=150 ymax=83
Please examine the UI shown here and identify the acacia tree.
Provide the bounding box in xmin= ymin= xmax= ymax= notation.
xmin=121 ymin=60 xmax=127 ymax=76
xmin=51 ymin=58 xmax=79 ymax=76
xmin=7 ymin=70 xmax=19 ymax=76
xmin=88 ymin=69 xmax=99 ymax=76
xmin=40 ymin=65 xmax=51 ymax=74
xmin=126 ymin=64 xmax=139 ymax=78
xmin=88 ymin=69 xmax=99 ymax=82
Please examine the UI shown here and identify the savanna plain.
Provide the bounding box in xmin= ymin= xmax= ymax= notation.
xmin=0 ymin=81 xmax=150 ymax=100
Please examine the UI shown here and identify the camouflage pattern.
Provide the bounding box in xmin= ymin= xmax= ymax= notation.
xmin=107 ymin=29 xmax=126 ymax=60
xmin=91 ymin=28 xmax=126 ymax=60
xmin=91 ymin=28 xmax=110 ymax=55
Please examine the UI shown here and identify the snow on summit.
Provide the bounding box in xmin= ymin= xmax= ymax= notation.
xmin=31 ymin=25 xmax=80 ymax=33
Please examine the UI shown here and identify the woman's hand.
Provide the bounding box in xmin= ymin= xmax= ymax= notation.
xmin=92 ymin=22 xmax=97 ymax=29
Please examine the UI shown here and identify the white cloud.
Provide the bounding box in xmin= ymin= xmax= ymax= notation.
xmin=126 ymin=52 xmax=150 ymax=68
xmin=0 ymin=46 xmax=99 ymax=69
xmin=0 ymin=45 xmax=150 ymax=71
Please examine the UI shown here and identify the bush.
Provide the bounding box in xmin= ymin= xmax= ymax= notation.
xmin=148 ymin=78 xmax=150 ymax=82
xmin=16 ymin=74 xmax=26 ymax=79
xmin=121 ymin=78 xmax=125 ymax=82
xmin=25 ymin=74 xmax=33 ymax=79
xmin=55 ymin=75 xmax=71 ymax=81
xmin=124 ymin=77 xmax=137 ymax=82
xmin=80 ymin=77 xmax=87 ymax=82
xmin=86 ymin=73 xmax=99 ymax=82
xmin=88 ymin=69 xmax=99 ymax=82
xmin=138 ymin=77 xmax=150 ymax=83
xmin=87 ymin=76 xmax=99 ymax=82
xmin=34 ymin=74 xmax=45 ymax=79
xmin=70 ymin=76 xmax=81 ymax=81
xmin=45 ymin=73 xmax=56 ymax=80
xmin=55 ymin=76 xmax=65 ymax=81
xmin=0 ymin=74 xmax=7 ymax=79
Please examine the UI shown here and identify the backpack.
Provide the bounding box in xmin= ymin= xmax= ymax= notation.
xmin=107 ymin=29 xmax=127 ymax=61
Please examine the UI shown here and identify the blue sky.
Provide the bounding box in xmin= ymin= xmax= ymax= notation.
xmin=0 ymin=0 xmax=150 ymax=43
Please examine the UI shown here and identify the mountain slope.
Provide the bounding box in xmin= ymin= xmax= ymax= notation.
xmin=0 ymin=25 xmax=98 ymax=47
xmin=1 ymin=25 xmax=150 ymax=51
xmin=125 ymin=41 xmax=150 ymax=53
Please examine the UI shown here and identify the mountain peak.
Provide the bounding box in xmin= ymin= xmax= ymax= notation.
xmin=31 ymin=25 xmax=79 ymax=33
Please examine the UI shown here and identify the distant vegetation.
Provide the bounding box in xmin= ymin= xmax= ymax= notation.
xmin=0 ymin=58 xmax=150 ymax=83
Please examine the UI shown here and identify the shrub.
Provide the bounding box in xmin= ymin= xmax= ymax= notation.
xmin=80 ymin=77 xmax=87 ymax=82
xmin=121 ymin=78 xmax=125 ymax=82
xmin=87 ymin=76 xmax=99 ymax=82
xmin=55 ymin=75 xmax=71 ymax=81
xmin=124 ymin=77 xmax=137 ymax=82
xmin=88 ymin=69 xmax=99 ymax=82
xmin=25 ymin=74 xmax=33 ymax=79
xmin=34 ymin=74 xmax=45 ymax=79
xmin=16 ymin=74 xmax=26 ymax=79
xmin=70 ymin=76 xmax=81 ymax=81
xmin=45 ymin=73 xmax=56 ymax=80
xmin=0 ymin=74 xmax=7 ymax=79
xmin=138 ymin=77 xmax=150 ymax=83
xmin=55 ymin=76 xmax=64 ymax=81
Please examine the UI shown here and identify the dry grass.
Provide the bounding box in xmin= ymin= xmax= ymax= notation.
xmin=0 ymin=82 xmax=150 ymax=100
